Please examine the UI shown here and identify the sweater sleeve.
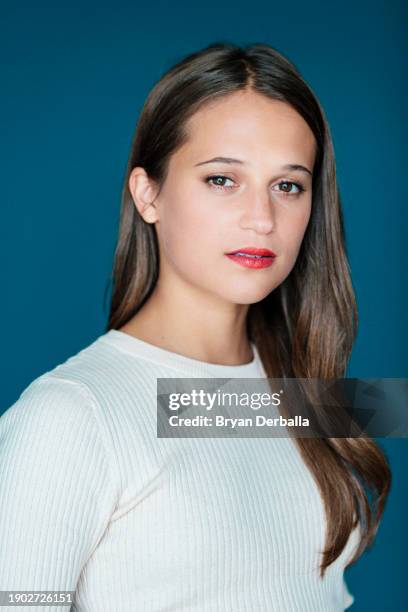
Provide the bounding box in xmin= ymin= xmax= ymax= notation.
xmin=0 ymin=375 xmax=119 ymax=611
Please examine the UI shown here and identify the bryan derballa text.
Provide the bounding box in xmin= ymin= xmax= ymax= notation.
xmin=168 ymin=415 xmax=309 ymax=428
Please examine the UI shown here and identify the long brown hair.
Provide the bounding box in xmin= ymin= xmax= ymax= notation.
xmin=106 ymin=42 xmax=391 ymax=578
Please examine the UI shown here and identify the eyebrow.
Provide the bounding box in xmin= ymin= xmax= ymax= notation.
xmin=194 ymin=156 xmax=313 ymax=176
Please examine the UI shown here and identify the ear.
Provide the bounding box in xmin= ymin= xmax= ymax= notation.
xmin=128 ymin=167 xmax=160 ymax=224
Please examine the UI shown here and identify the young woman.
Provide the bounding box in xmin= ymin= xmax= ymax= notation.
xmin=0 ymin=42 xmax=391 ymax=611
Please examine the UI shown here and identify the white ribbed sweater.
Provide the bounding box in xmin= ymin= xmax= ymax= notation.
xmin=0 ymin=330 xmax=359 ymax=611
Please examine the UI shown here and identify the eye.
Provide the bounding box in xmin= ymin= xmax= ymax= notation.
xmin=205 ymin=175 xmax=236 ymax=190
xmin=204 ymin=175 xmax=307 ymax=196
xmin=273 ymin=180 xmax=306 ymax=197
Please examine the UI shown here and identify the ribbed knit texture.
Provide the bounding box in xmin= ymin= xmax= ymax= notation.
xmin=0 ymin=330 xmax=359 ymax=611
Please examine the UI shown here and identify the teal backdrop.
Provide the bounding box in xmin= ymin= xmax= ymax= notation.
xmin=1 ymin=1 xmax=406 ymax=609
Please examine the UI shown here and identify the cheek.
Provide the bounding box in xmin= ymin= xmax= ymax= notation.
xmin=159 ymin=193 xmax=221 ymax=263
xmin=280 ymin=203 xmax=311 ymax=255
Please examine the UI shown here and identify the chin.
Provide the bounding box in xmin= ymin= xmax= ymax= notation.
xmin=218 ymin=284 xmax=275 ymax=305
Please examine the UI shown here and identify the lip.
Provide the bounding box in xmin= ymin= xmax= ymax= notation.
xmin=226 ymin=246 xmax=277 ymax=270
xmin=227 ymin=247 xmax=277 ymax=257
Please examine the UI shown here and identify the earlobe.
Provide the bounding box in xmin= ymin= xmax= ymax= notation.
xmin=128 ymin=167 xmax=159 ymax=224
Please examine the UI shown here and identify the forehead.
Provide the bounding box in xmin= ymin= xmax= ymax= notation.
xmin=174 ymin=90 xmax=317 ymax=169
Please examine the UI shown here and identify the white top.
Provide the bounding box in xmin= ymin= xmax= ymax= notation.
xmin=0 ymin=329 xmax=359 ymax=611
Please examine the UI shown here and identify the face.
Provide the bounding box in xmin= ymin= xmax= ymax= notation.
xmin=139 ymin=89 xmax=316 ymax=305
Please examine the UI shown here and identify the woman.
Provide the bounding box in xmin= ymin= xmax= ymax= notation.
xmin=0 ymin=42 xmax=391 ymax=611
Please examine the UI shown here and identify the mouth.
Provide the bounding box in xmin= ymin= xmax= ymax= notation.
xmin=226 ymin=247 xmax=277 ymax=269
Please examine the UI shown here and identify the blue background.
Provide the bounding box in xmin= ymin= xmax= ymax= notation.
xmin=1 ymin=1 xmax=406 ymax=609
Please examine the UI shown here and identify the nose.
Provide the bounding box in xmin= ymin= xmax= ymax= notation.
xmin=238 ymin=187 xmax=275 ymax=234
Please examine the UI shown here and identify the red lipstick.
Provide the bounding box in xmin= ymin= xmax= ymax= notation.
xmin=226 ymin=247 xmax=277 ymax=269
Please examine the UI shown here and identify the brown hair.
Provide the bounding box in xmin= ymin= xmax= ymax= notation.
xmin=106 ymin=42 xmax=391 ymax=577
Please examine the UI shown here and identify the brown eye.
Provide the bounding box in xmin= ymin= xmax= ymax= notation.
xmin=281 ymin=182 xmax=293 ymax=192
xmin=205 ymin=175 xmax=236 ymax=190
xmin=273 ymin=181 xmax=305 ymax=196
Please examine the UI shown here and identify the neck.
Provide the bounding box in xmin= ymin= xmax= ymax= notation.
xmin=119 ymin=282 xmax=253 ymax=366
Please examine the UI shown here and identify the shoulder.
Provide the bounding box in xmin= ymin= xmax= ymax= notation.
xmin=30 ymin=332 xmax=175 ymax=429
xmin=0 ymin=372 xmax=121 ymax=519
xmin=35 ymin=330 xmax=161 ymax=396
xmin=1 ymin=330 xmax=159 ymax=470
xmin=0 ymin=360 xmax=123 ymax=490
xmin=1 ymin=330 xmax=168 ymax=474
xmin=0 ymin=374 xmax=113 ymax=472
xmin=4 ymin=330 xmax=155 ymax=420
xmin=1 ymin=373 xmax=98 ymax=434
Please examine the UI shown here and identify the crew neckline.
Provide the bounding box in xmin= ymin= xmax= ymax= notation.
xmin=98 ymin=329 xmax=266 ymax=377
